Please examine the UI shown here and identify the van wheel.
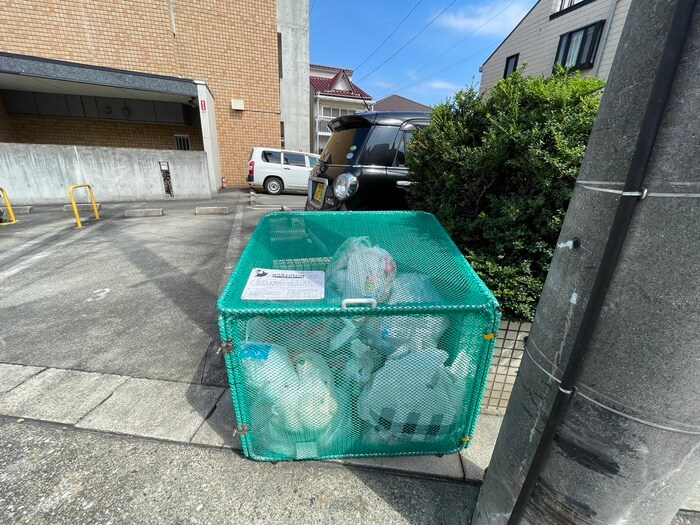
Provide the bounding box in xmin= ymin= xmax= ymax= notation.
xmin=264 ymin=177 xmax=283 ymax=195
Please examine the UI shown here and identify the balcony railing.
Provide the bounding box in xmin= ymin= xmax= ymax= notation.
xmin=316 ymin=116 xmax=333 ymax=134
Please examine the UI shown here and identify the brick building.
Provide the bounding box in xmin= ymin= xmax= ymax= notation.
xmin=0 ymin=0 xmax=309 ymax=202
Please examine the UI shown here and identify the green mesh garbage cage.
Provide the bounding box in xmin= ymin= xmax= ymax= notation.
xmin=217 ymin=211 xmax=500 ymax=462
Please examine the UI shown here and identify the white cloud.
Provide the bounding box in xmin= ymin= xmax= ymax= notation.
xmin=404 ymin=79 xmax=464 ymax=99
xmin=424 ymin=80 xmax=462 ymax=91
xmin=373 ymin=79 xmax=394 ymax=89
xmin=437 ymin=0 xmax=531 ymax=36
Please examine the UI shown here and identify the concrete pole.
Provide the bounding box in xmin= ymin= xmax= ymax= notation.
xmin=474 ymin=1 xmax=700 ymax=524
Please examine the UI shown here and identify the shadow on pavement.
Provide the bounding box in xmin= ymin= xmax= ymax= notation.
xmin=346 ymin=465 xmax=479 ymax=525
xmin=114 ymin=226 xmax=231 ymax=445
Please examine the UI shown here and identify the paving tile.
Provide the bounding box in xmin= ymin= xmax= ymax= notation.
xmin=0 ymin=363 xmax=44 ymax=393
xmin=339 ymin=452 xmax=465 ymax=481
xmin=77 ymin=378 xmax=223 ymax=443
xmin=0 ymin=368 xmax=126 ymax=424
xmin=459 ymin=413 xmax=504 ymax=481
xmin=190 ymin=388 xmax=242 ymax=449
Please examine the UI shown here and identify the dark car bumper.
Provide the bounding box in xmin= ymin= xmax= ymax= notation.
xmin=306 ymin=175 xmax=408 ymax=211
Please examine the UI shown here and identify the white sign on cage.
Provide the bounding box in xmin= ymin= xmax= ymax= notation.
xmin=241 ymin=269 xmax=325 ymax=301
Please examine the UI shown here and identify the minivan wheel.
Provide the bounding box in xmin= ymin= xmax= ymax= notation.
xmin=264 ymin=177 xmax=283 ymax=195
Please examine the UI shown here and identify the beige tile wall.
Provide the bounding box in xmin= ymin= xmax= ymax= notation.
xmin=0 ymin=0 xmax=281 ymax=186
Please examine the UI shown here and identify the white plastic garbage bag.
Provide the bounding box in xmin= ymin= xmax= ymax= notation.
xmin=240 ymin=343 xmax=341 ymax=456
xmin=240 ymin=343 xmax=303 ymax=432
xmin=327 ymin=237 xmax=397 ymax=302
xmin=245 ymin=317 xmax=346 ymax=357
xmin=341 ymin=339 xmax=379 ymax=396
xmin=362 ymin=273 xmax=449 ymax=355
xmin=316 ymin=390 xmax=355 ymax=454
xmin=294 ymin=351 xmax=339 ymax=433
xmin=357 ymin=346 xmax=463 ymax=443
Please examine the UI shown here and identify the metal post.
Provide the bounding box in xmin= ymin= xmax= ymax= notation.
xmin=69 ymin=184 xmax=100 ymax=229
xmin=0 ymin=187 xmax=18 ymax=226
xmin=474 ymin=1 xmax=700 ymax=523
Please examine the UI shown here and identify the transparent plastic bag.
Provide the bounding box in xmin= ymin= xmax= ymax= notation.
xmin=361 ymin=273 xmax=449 ymax=355
xmin=240 ymin=343 xmax=341 ymax=455
xmin=327 ymin=237 xmax=397 ymax=302
xmin=246 ymin=316 xmax=347 ymax=357
xmin=358 ymin=346 xmax=463 ymax=443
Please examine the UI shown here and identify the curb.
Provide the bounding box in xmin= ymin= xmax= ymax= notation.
xmin=124 ymin=209 xmax=164 ymax=218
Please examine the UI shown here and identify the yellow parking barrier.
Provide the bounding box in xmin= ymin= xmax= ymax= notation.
xmin=69 ymin=184 xmax=100 ymax=228
xmin=0 ymin=187 xmax=18 ymax=226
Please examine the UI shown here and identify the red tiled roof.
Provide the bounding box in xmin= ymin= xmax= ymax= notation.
xmin=310 ymin=63 xmax=353 ymax=75
xmin=310 ymin=73 xmax=372 ymax=100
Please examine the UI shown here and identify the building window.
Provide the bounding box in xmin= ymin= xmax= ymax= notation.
xmin=551 ymin=0 xmax=598 ymax=20
xmin=277 ymin=33 xmax=283 ymax=79
xmin=555 ymin=21 xmax=604 ymax=71
xmin=321 ymin=107 xmax=356 ymax=118
xmin=322 ymin=107 xmax=339 ymax=118
xmin=559 ymin=0 xmax=585 ymax=9
xmin=280 ymin=121 xmax=285 ymax=147
xmin=504 ymin=54 xmax=519 ymax=78
xmin=174 ymin=134 xmax=190 ymax=150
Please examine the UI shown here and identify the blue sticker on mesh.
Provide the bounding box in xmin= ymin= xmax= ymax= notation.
xmin=240 ymin=342 xmax=272 ymax=361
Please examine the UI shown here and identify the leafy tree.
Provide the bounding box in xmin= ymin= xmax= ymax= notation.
xmin=407 ymin=68 xmax=605 ymax=320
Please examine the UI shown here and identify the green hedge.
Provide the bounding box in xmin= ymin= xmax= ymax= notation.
xmin=407 ymin=69 xmax=605 ymax=320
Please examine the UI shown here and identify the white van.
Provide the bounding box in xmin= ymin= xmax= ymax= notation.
xmin=247 ymin=147 xmax=320 ymax=195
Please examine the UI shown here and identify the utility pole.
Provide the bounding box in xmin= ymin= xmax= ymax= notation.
xmin=474 ymin=1 xmax=700 ymax=524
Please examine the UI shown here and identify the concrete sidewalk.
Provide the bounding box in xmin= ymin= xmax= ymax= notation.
xmin=0 ymin=190 xmax=697 ymax=521
xmin=0 ymin=361 xmax=503 ymax=483
xmin=0 ymin=417 xmax=480 ymax=525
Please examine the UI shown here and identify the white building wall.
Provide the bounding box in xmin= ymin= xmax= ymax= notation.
xmin=480 ymin=0 xmax=630 ymax=94
xmin=277 ymin=0 xmax=311 ymax=152
xmin=593 ymin=0 xmax=632 ymax=79
xmin=312 ymin=96 xmax=369 ymax=153
xmin=195 ymin=81 xmax=222 ymax=192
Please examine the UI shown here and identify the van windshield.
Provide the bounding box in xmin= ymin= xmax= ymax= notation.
xmin=320 ymin=127 xmax=370 ymax=166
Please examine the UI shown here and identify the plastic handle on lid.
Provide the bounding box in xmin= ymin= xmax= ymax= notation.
xmin=341 ymin=298 xmax=378 ymax=309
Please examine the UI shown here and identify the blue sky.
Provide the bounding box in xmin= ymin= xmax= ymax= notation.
xmin=309 ymin=0 xmax=537 ymax=107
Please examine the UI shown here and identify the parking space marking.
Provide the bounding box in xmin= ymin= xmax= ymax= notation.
xmin=0 ymin=219 xmax=109 ymax=283
xmin=86 ymin=288 xmax=112 ymax=302
xmin=0 ymin=225 xmax=73 ymax=262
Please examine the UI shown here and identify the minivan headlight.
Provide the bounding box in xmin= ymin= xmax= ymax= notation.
xmin=333 ymin=173 xmax=359 ymax=200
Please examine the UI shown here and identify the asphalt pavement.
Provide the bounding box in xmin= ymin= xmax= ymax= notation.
xmin=0 ymin=189 xmax=697 ymax=524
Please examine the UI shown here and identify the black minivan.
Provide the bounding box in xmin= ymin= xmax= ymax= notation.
xmin=306 ymin=111 xmax=431 ymax=211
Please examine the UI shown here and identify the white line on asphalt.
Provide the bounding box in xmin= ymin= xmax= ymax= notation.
xmin=0 ymin=219 xmax=109 ymax=283
xmin=0 ymin=224 xmax=73 ymax=263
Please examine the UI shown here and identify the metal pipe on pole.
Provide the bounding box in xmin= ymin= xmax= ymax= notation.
xmin=473 ymin=1 xmax=700 ymax=523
